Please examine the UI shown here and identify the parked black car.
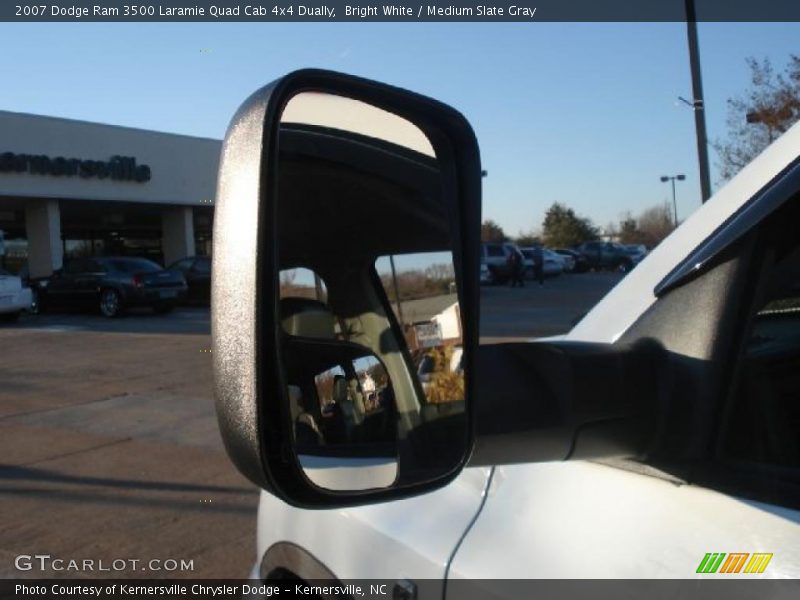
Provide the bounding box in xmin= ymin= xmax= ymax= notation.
xmin=166 ymin=255 xmax=211 ymax=305
xmin=32 ymin=256 xmax=187 ymax=317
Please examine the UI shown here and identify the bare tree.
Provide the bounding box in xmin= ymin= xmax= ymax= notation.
xmin=616 ymin=204 xmax=675 ymax=249
xmin=618 ymin=213 xmax=640 ymax=245
xmin=637 ymin=204 xmax=674 ymax=248
xmin=714 ymin=55 xmax=800 ymax=182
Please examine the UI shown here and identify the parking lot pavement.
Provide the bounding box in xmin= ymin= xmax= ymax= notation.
xmin=0 ymin=311 xmax=257 ymax=578
xmin=479 ymin=271 xmax=624 ymax=341
xmin=0 ymin=273 xmax=620 ymax=577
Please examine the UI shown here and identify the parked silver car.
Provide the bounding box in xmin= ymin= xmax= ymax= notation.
xmin=520 ymin=247 xmax=563 ymax=277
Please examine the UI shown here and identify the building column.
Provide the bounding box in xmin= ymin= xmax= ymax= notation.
xmin=161 ymin=206 xmax=195 ymax=267
xmin=25 ymin=199 xmax=63 ymax=278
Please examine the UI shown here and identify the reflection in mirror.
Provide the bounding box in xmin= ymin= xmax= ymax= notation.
xmin=275 ymin=91 xmax=467 ymax=492
xmin=281 ymin=92 xmax=435 ymax=156
xmin=284 ymin=340 xmax=398 ymax=491
xmin=375 ymin=252 xmax=464 ymax=405
xmin=279 ymin=267 xmax=328 ymax=303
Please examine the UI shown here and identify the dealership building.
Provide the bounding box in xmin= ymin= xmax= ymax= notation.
xmin=0 ymin=110 xmax=221 ymax=277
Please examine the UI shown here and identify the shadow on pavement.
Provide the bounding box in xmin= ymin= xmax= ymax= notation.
xmin=4 ymin=307 xmax=210 ymax=336
xmin=0 ymin=487 xmax=255 ymax=515
xmin=0 ymin=464 xmax=250 ymax=495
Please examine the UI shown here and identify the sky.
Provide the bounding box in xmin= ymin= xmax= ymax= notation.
xmin=1 ymin=20 xmax=798 ymax=237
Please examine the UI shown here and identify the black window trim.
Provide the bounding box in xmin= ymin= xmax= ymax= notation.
xmin=655 ymin=156 xmax=800 ymax=297
xmin=698 ymin=190 xmax=800 ymax=510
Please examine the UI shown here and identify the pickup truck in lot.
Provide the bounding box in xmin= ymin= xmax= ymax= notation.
xmin=574 ymin=240 xmax=643 ymax=272
xmin=211 ymin=70 xmax=800 ymax=592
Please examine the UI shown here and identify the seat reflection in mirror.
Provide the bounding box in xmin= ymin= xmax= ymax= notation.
xmin=284 ymin=340 xmax=399 ymax=491
xmin=313 ymin=354 xmax=394 ymax=446
xmin=288 ymin=384 xmax=324 ymax=449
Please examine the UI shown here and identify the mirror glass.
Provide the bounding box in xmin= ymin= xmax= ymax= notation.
xmin=275 ymin=92 xmax=467 ymax=491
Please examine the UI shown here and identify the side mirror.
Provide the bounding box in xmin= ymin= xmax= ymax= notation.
xmin=212 ymin=70 xmax=481 ymax=508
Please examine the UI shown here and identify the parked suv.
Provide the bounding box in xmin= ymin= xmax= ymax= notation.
xmin=480 ymin=242 xmax=523 ymax=283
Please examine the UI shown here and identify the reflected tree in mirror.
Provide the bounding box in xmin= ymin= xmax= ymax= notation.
xmin=375 ymin=252 xmax=464 ymax=405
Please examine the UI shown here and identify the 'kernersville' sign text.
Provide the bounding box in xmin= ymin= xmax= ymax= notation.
xmin=0 ymin=152 xmax=152 ymax=182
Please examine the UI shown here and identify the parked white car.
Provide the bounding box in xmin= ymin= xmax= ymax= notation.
xmin=520 ymin=247 xmax=563 ymax=277
xmin=211 ymin=71 xmax=800 ymax=589
xmin=0 ymin=268 xmax=32 ymax=321
xmin=479 ymin=261 xmax=492 ymax=285
xmin=548 ymin=247 xmax=575 ymax=272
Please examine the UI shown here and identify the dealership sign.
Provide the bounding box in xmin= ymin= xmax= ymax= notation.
xmin=0 ymin=152 xmax=151 ymax=182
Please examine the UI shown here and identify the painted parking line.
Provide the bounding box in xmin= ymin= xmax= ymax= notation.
xmin=25 ymin=325 xmax=86 ymax=332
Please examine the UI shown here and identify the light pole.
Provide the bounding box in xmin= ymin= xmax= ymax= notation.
xmin=685 ymin=0 xmax=711 ymax=203
xmin=660 ymin=174 xmax=686 ymax=227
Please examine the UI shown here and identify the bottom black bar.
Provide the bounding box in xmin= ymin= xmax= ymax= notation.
xmin=2 ymin=579 xmax=798 ymax=600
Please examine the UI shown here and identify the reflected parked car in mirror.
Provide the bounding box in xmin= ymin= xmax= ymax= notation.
xmin=33 ymin=256 xmax=187 ymax=317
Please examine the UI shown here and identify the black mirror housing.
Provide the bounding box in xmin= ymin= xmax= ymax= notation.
xmin=469 ymin=339 xmax=665 ymax=466
xmin=212 ymin=69 xmax=482 ymax=508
